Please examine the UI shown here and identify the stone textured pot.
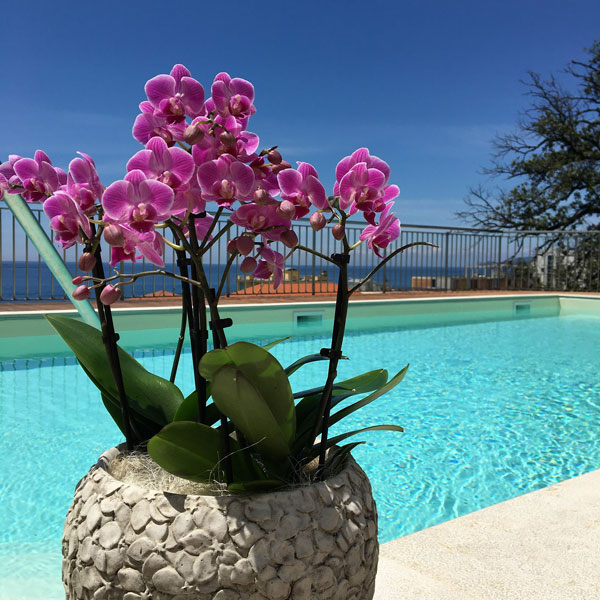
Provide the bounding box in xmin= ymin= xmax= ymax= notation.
xmin=62 ymin=446 xmax=379 ymax=600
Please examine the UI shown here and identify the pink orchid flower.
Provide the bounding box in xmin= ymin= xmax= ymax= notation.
xmin=132 ymin=101 xmax=186 ymax=146
xmin=66 ymin=153 xmax=104 ymax=215
xmin=43 ymin=191 xmax=92 ymax=248
xmin=210 ymin=72 xmax=256 ymax=124
xmin=277 ymin=162 xmax=328 ymax=218
xmin=196 ymin=155 xmax=254 ymax=206
xmin=109 ymin=225 xmax=165 ymax=267
xmin=145 ymin=64 xmax=205 ymax=122
xmin=359 ymin=203 xmax=401 ymax=257
xmin=102 ymin=170 xmax=174 ymax=232
xmin=13 ymin=151 xmax=63 ymax=203
xmin=254 ymin=245 xmax=285 ymax=289
xmin=127 ymin=137 xmax=195 ymax=191
xmin=230 ymin=203 xmax=291 ymax=241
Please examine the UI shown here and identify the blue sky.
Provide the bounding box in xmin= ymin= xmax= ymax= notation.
xmin=1 ymin=0 xmax=599 ymax=226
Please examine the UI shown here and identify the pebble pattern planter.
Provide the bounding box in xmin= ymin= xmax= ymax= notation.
xmin=62 ymin=446 xmax=379 ymax=599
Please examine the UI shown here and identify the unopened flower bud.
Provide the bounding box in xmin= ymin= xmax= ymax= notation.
xmin=240 ymin=256 xmax=258 ymax=274
xmin=104 ymin=224 xmax=124 ymax=246
xmin=277 ymin=200 xmax=296 ymax=219
xmin=72 ymin=276 xmax=84 ymax=285
xmin=267 ymin=149 xmax=282 ymax=165
xmin=272 ymin=160 xmax=291 ymax=175
xmin=227 ymin=239 xmax=238 ymax=254
xmin=253 ymin=189 xmax=270 ymax=205
xmin=310 ymin=212 xmax=326 ymax=231
xmin=184 ymin=123 xmax=205 ymax=145
xmin=236 ymin=235 xmax=255 ymax=256
xmin=78 ymin=252 xmax=96 ymax=272
xmin=72 ymin=285 xmax=90 ymax=301
xmin=100 ymin=284 xmax=121 ymax=306
xmin=280 ymin=229 xmax=299 ymax=249
xmin=332 ymin=224 xmax=345 ymax=240
xmin=219 ymin=132 xmax=236 ymax=147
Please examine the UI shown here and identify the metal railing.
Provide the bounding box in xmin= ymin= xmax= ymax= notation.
xmin=1 ymin=205 xmax=599 ymax=301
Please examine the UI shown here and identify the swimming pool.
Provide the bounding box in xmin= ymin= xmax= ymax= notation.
xmin=1 ymin=298 xmax=599 ymax=599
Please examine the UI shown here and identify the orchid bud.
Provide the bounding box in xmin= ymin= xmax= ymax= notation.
xmin=310 ymin=212 xmax=326 ymax=231
xmin=100 ymin=284 xmax=121 ymax=306
xmin=280 ymin=229 xmax=299 ymax=249
xmin=104 ymin=224 xmax=124 ymax=246
xmin=272 ymin=160 xmax=291 ymax=175
xmin=78 ymin=252 xmax=96 ymax=272
xmin=267 ymin=149 xmax=282 ymax=165
xmin=236 ymin=235 xmax=255 ymax=256
xmin=240 ymin=256 xmax=258 ymax=274
xmin=226 ymin=239 xmax=238 ymax=254
xmin=332 ymin=224 xmax=345 ymax=240
xmin=253 ymin=189 xmax=270 ymax=205
xmin=219 ymin=132 xmax=236 ymax=147
xmin=72 ymin=276 xmax=84 ymax=285
xmin=184 ymin=123 xmax=205 ymax=145
xmin=277 ymin=200 xmax=296 ymax=219
xmin=72 ymin=285 xmax=90 ymax=301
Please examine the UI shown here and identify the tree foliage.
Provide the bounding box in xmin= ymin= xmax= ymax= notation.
xmin=460 ymin=41 xmax=600 ymax=233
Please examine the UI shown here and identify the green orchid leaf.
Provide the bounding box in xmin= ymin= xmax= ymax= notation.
xmin=147 ymin=421 xmax=261 ymax=483
xmin=101 ymin=394 xmax=159 ymax=445
xmin=321 ymin=442 xmax=364 ymax=478
xmin=262 ymin=337 xmax=291 ymax=350
xmin=329 ymin=364 xmax=409 ymax=428
xmin=199 ymin=342 xmax=295 ymax=451
xmin=46 ymin=315 xmax=183 ymax=439
xmin=293 ymin=369 xmax=389 ymax=452
xmin=293 ymin=368 xmax=388 ymax=402
xmin=173 ymin=388 xmax=221 ymax=425
xmin=285 ymin=353 xmax=332 ymax=377
xmin=210 ymin=366 xmax=293 ymax=460
xmin=307 ymin=424 xmax=404 ymax=460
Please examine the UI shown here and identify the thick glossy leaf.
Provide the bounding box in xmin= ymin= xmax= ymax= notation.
xmin=46 ymin=315 xmax=183 ymax=432
xmin=307 ymin=424 xmax=404 ymax=460
xmin=210 ymin=366 xmax=292 ymax=460
xmin=101 ymin=394 xmax=158 ymax=444
xmin=147 ymin=421 xmax=262 ymax=483
xmin=329 ymin=364 xmax=409 ymax=428
xmin=199 ymin=342 xmax=295 ymax=446
xmin=285 ymin=353 xmax=331 ymax=377
xmin=321 ymin=442 xmax=364 ymax=478
xmin=262 ymin=337 xmax=290 ymax=351
xmin=173 ymin=389 xmax=221 ymax=424
xmin=293 ymin=369 xmax=389 ymax=452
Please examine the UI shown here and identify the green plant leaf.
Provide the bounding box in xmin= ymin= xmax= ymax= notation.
xmin=173 ymin=389 xmax=222 ymax=425
xmin=262 ymin=337 xmax=290 ymax=350
xmin=210 ymin=366 xmax=293 ymax=459
xmin=199 ymin=342 xmax=295 ymax=451
xmin=147 ymin=421 xmax=262 ymax=483
xmin=321 ymin=442 xmax=364 ymax=478
xmin=46 ymin=314 xmax=183 ymax=436
xmin=101 ymin=394 xmax=158 ymax=444
xmin=307 ymin=424 xmax=404 ymax=460
xmin=329 ymin=364 xmax=409 ymax=428
xmin=284 ymin=353 xmax=331 ymax=377
xmin=292 ymin=369 xmax=389 ymax=452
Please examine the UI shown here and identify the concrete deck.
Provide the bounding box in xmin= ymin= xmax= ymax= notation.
xmin=374 ymin=468 xmax=600 ymax=599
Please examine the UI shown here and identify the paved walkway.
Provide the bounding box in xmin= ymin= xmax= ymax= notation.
xmin=374 ymin=469 xmax=600 ymax=599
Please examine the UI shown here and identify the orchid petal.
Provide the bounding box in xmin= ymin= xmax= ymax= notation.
xmin=145 ymin=75 xmax=176 ymax=108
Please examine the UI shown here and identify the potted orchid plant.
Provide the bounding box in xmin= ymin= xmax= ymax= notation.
xmin=1 ymin=65 xmax=427 ymax=600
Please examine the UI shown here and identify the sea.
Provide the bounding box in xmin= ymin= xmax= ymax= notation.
xmin=0 ymin=260 xmax=471 ymax=301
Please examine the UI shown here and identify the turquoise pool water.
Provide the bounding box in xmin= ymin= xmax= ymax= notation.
xmin=1 ymin=312 xmax=600 ymax=598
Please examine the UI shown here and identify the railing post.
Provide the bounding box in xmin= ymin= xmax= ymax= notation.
xmin=444 ymin=231 xmax=449 ymax=291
